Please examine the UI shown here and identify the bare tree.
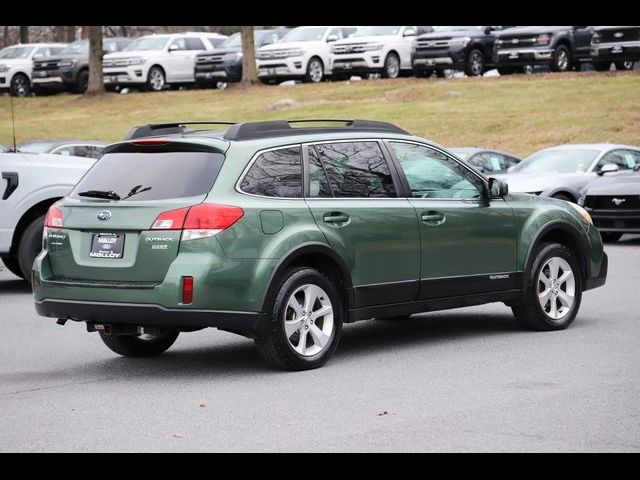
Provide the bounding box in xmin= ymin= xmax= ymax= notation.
xmin=240 ymin=26 xmax=258 ymax=87
xmin=19 ymin=26 xmax=29 ymax=43
xmin=85 ymin=26 xmax=105 ymax=95
xmin=54 ymin=26 xmax=66 ymax=42
xmin=81 ymin=26 xmax=90 ymax=39
xmin=66 ymin=26 xmax=76 ymax=43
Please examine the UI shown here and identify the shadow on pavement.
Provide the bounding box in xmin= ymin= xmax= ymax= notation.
xmin=0 ymin=278 xmax=31 ymax=294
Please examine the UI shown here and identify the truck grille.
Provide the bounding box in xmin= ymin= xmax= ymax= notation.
xmin=416 ymin=38 xmax=451 ymax=50
xmin=495 ymin=36 xmax=537 ymax=48
xmin=197 ymin=54 xmax=225 ymax=65
xmin=257 ymin=50 xmax=293 ymax=60
xmin=332 ymin=43 xmax=370 ymax=55
xmin=33 ymin=60 xmax=59 ymax=71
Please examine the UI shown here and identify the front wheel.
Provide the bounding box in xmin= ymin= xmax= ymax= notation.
xmin=255 ymin=267 xmax=343 ymax=370
xmin=382 ymin=52 xmax=400 ymax=79
xmin=146 ymin=66 xmax=166 ymax=91
xmin=550 ymin=45 xmax=571 ymax=72
xmin=512 ymin=243 xmax=582 ymax=331
xmin=10 ymin=73 xmax=31 ymax=97
xmin=464 ymin=49 xmax=485 ymax=76
xmin=99 ymin=331 xmax=179 ymax=357
xmin=304 ymin=57 xmax=324 ymax=83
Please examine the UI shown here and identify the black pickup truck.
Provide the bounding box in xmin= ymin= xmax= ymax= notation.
xmin=31 ymin=37 xmax=133 ymax=94
xmin=591 ymin=26 xmax=639 ymax=71
xmin=412 ymin=26 xmax=511 ymax=77
xmin=493 ymin=26 xmax=596 ymax=74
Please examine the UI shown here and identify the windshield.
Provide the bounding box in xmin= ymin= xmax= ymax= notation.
xmin=354 ymin=26 xmax=402 ymax=36
xmin=17 ymin=141 xmax=56 ymax=154
xmin=432 ymin=26 xmax=481 ymax=32
xmin=0 ymin=46 xmax=34 ymax=59
xmin=220 ymin=32 xmax=241 ymax=48
xmin=512 ymin=148 xmax=600 ymax=174
xmin=59 ymin=40 xmax=88 ymax=56
xmin=281 ymin=27 xmax=327 ymax=42
xmin=124 ymin=36 xmax=169 ymax=51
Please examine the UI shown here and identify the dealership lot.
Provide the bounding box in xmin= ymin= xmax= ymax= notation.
xmin=0 ymin=235 xmax=638 ymax=452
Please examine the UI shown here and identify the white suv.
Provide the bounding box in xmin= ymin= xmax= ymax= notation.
xmin=256 ymin=26 xmax=358 ymax=83
xmin=0 ymin=43 xmax=67 ymax=96
xmin=102 ymin=32 xmax=227 ymax=91
xmin=330 ymin=26 xmax=427 ymax=78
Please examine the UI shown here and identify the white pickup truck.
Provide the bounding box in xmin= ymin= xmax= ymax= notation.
xmin=0 ymin=146 xmax=96 ymax=282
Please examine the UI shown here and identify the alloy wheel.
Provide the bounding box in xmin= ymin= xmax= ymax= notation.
xmin=308 ymin=59 xmax=323 ymax=82
xmin=149 ymin=69 xmax=165 ymax=91
xmin=284 ymin=284 xmax=334 ymax=357
xmin=538 ymin=256 xmax=575 ymax=321
xmin=385 ymin=55 xmax=400 ymax=78
xmin=469 ymin=51 xmax=484 ymax=76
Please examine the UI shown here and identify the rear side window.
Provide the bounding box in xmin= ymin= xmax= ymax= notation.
xmin=240 ymin=146 xmax=302 ymax=197
xmin=70 ymin=152 xmax=225 ymax=201
xmin=309 ymin=142 xmax=396 ymax=198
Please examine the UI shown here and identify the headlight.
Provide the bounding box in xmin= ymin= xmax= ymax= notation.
xmin=535 ymin=34 xmax=551 ymax=46
xmin=224 ymin=52 xmax=243 ymax=62
xmin=0 ymin=64 xmax=8 ymax=73
xmin=285 ymin=49 xmax=304 ymax=57
xmin=363 ymin=43 xmax=383 ymax=51
xmin=57 ymin=60 xmax=76 ymax=68
xmin=568 ymin=202 xmax=593 ymax=225
xmin=127 ymin=57 xmax=147 ymax=66
xmin=448 ymin=36 xmax=471 ymax=47
xmin=592 ymin=32 xmax=601 ymax=44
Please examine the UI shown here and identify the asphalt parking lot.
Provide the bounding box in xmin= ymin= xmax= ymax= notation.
xmin=1 ymin=235 xmax=639 ymax=452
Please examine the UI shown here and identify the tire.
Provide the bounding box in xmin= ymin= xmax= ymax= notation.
xmin=601 ymin=232 xmax=623 ymax=243
xmin=615 ymin=60 xmax=634 ymax=71
xmin=255 ymin=267 xmax=343 ymax=371
xmin=146 ymin=66 xmax=166 ymax=91
xmin=497 ymin=66 xmax=515 ymax=75
xmin=551 ymin=193 xmax=574 ymax=202
xmin=17 ymin=214 xmax=45 ymax=285
xmin=464 ymin=48 xmax=485 ymax=76
xmin=512 ymin=243 xmax=583 ymax=331
xmin=1 ymin=255 xmax=25 ymax=279
xmin=10 ymin=73 xmax=31 ymax=97
xmin=73 ymin=70 xmax=89 ymax=94
xmin=520 ymin=64 xmax=534 ymax=74
xmin=593 ymin=61 xmax=611 ymax=72
xmin=550 ymin=45 xmax=571 ymax=72
xmin=382 ymin=52 xmax=400 ymax=79
xmin=99 ymin=331 xmax=179 ymax=357
xmin=304 ymin=57 xmax=324 ymax=83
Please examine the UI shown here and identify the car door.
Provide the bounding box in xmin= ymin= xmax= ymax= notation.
xmin=304 ymin=140 xmax=421 ymax=308
xmin=399 ymin=26 xmax=418 ymax=68
xmin=386 ymin=140 xmax=517 ymax=299
xmin=166 ymin=37 xmax=204 ymax=82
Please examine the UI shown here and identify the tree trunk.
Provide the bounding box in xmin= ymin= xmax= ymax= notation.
xmin=240 ymin=26 xmax=258 ymax=87
xmin=66 ymin=26 xmax=76 ymax=43
xmin=20 ymin=26 xmax=29 ymax=43
xmin=81 ymin=26 xmax=90 ymax=39
xmin=54 ymin=26 xmax=66 ymax=42
xmin=86 ymin=26 xmax=105 ymax=95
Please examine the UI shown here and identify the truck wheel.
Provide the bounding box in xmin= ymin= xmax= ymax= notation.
xmin=73 ymin=70 xmax=89 ymax=93
xmin=382 ymin=52 xmax=400 ymax=78
xmin=1 ymin=255 xmax=25 ymax=279
xmin=512 ymin=243 xmax=582 ymax=331
xmin=304 ymin=57 xmax=324 ymax=83
xmin=593 ymin=61 xmax=611 ymax=71
xmin=99 ymin=331 xmax=179 ymax=357
xmin=10 ymin=73 xmax=31 ymax=97
xmin=464 ymin=49 xmax=485 ymax=76
xmin=550 ymin=45 xmax=571 ymax=72
xmin=146 ymin=66 xmax=166 ymax=91
xmin=601 ymin=232 xmax=623 ymax=243
xmin=17 ymin=214 xmax=46 ymax=285
xmin=255 ymin=267 xmax=343 ymax=371
xmin=615 ymin=61 xmax=634 ymax=71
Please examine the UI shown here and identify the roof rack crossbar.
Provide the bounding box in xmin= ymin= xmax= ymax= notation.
xmin=124 ymin=121 xmax=238 ymax=140
xmin=223 ymin=119 xmax=410 ymax=141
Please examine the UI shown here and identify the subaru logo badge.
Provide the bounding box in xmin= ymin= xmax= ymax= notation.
xmin=97 ymin=210 xmax=112 ymax=221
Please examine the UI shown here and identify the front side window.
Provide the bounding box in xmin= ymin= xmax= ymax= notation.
xmin=169 ymin=38 xmax=188 ymax=51
xmin=308 ymin=142 xmax=396 ymax=198
xmin=596 ymin=150 xmax=639 ymax=171
xmin=0 ymin=46 xmax=34 ymax=59
xmin=390 ymin=142 xmax=483 ymax=199
xmin=240 ymin=147 xmax=302 ymax=198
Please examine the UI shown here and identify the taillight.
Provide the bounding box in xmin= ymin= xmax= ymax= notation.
xmin=150 ymin=207 xmax=189 ymax=230
xmin=45 ymin=205 xmax=64 ymax=228
xmin=182 ymin=276 xmax=194 ymax=304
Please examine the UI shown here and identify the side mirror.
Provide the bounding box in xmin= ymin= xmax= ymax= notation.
xmin=484 ymin=26 xmax=493 ymax=35
xmin=597 ymin=163 xmax=620 ymax=176
xmin=326 ymin=35 xmax=339 ymax=43
xmin=32 ymin=53 xmax=44 ymax=60
xmin=404 ymin=29 xmax=417 ymax=37
xmin=168 ymin=44 xmax=179 ymax=52
xmin=488 ymin=177 xmax=509 ymax=198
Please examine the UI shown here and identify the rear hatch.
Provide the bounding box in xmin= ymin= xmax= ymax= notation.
xmin=46 ymin=143 xmax=226 ymax=283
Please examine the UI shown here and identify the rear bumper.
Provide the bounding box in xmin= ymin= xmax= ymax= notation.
xmin=35 ymin=298 xmax=265 ymax=337
xmin=592 ymin=42 xmax=640 ymax=62
xmin=584 ymin=251 xmax=607 ymax=291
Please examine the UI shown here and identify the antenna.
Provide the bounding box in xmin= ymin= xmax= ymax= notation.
xmin=9 ymin=94 xmax=17 ymax=152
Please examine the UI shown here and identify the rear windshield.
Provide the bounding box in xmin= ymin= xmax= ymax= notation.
xmin=70 ymin=152 xmax=225 ymax=201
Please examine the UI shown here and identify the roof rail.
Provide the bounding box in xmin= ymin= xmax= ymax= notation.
xmin=123 ymin=121 xmax=238 ymax=140
xmin=223 ymin=119 xmax=410 ymax=141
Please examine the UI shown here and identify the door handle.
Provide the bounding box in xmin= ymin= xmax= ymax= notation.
xmin=421 ymin=211 xmax=445 ymax=225
xmin=323 ymin=212 xmax=350 ymax=225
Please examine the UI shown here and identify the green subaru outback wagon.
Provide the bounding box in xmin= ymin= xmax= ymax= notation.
xmin=33 ymin=119 xmax=607 ymax=370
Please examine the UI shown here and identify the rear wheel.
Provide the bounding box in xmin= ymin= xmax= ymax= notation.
xmin=17 ymin=214 xmax=46 ymax=285
xmin=256 ymin=267 xmax=343 ymax=371
xmin=99 ymin=331 xmax=179 ymax=357
xmin=615 ymin=60 xmax=634 ymax=71
xmin=550 ymin=45 xmax=571 ymax=72
xmin=464 ymin=49 xmax=485 ymax=76
xmin=10 ymin=73 xmax=31 ymax=97
xmin=601 ymin=232 xmax=623 ymax=243
xmin=512 ymin=243 xmax=582 ymax=331
xmin=1 ymin=255 xmax=24 ymax=279
xmin=382 ymin=52 xmax=400 ymax=78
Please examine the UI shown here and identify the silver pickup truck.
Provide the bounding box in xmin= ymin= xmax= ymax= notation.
xmin=1 ymin=145 xmax=96 ymax=283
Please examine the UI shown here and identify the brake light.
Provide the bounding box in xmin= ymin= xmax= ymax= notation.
xmin=45 ymin=205 xmax=64 ymax=228
xmin=182 ymin=276 xmax=194 ymax=304
xmin=130 ymin=137 xmax=172 ymax=146
xmin=182 ymin=203 xmax=244 ymax=241
xmin=150 ymin=207 xmax=189 ymax=230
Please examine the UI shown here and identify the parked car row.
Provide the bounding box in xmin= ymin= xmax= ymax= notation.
xmin=2 ymin=26 xmax=637 ymax=97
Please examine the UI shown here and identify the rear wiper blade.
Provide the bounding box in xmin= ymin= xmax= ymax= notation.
xmin=122 ymin=184 xmax=152 ymax=200
xmin=78 ymin=190 xmax=121 ymax=200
